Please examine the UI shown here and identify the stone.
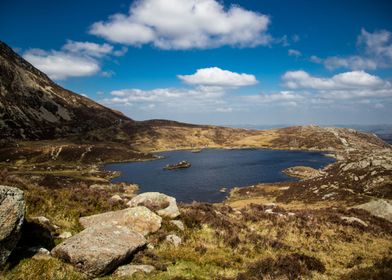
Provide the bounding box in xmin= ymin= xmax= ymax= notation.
xmin=341 ymin=216 xmax=368 ymax=227
xmin=114 ymin=264 xmax=155 ymax=277
xmin=127 ymin=192 xmax=180 ymax=219
xmin=58 ymin=231 xmax=72 ymax=239
xmin=27 ymin=247 xmax=51 ymax=260
xmin=353 ymin=199 xmax=392 ymax=222
xmin=109 ymin=194 xmax=123 ymax=203
xmin=0 ymin=186 xmax=25 ymax=266
xmin=79 ymin=206 xmax=161 ymax=236
xmin=170 ymin=220 xmax=185 ymax=231
xmin=51 ymin=224 xmax=146 ymax=277
xmin=166 ymin=234 xmax=182 ymax=247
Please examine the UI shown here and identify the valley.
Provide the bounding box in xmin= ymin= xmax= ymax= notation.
xmin=0 ymin=39 xmax=391 ymax=280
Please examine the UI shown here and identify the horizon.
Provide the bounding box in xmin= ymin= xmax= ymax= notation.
xmin=1 ymin=0 xmax=392 ymax=125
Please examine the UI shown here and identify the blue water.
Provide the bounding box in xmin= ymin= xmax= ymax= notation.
xmin=105 ymin=149 xmax=335 ymax=203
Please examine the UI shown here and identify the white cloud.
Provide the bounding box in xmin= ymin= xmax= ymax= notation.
xmin=283 ymin=70 xmax=388 ymax=90
xmin=358 ymin=28 xmax=392 ymax=60
xmin=23 ymin=40 xmax=124 ymax=80
xmin=113 ymin=46 xmax=128 ymax=56
xmin=282 ymin=70 xmax=392 ymax=100
xmin=89 ymin=0 xmax=271 ymax=49
xmin=288 ymin=49 xmax=301 ymax=57
xmin=178 ymin=67 xmax=258 ymax=87
xmin=322 ymin=56 xmax=377 ymax=70
xmin=312 ymin=29 xmax=392 ymax=70
xmin=62 ymin=40 xmax=113 ymax=57
xmin=23 ymin=49 xmax=100 ymax=80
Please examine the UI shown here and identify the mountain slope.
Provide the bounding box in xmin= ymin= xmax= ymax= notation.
xmin=0 ymin=41 xmax=131 ymax=140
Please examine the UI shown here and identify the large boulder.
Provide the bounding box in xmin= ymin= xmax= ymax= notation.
xmin=353 ymin=199 xmax=392 ymax=222
xmin=79 ymin=206 xmax=161 ymax=236
xmin=127 ymin=192 xmax=180 ymax=219
xmin=0 ymin=186 xmax=25 ymax=266
xmin=51 ymin=224 xmax=146 ymax=277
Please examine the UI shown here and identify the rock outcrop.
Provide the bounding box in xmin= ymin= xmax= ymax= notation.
xmin=79 ymin=206 xmax=162 ymax=236
xmin=0 ymin=186 xmax=25 ymax=266
xmin=51 ymin=224 xmax=146 ymax=277
xmin=127 ymin=192 xmax=180 ymax=219
xmin=114 ymin=264 xmax=155 ymax=277
xmin=354 ymin=199 xmax=392 ymax=222
xmin=283 ymin=166 xmax=323 ymax=179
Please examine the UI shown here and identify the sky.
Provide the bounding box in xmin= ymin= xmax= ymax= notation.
xmin=1 ymin=0 xmax=392 ymax=126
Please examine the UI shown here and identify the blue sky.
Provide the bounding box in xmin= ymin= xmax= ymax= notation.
xmin=1 ymin=0 xmax=392 ymax=125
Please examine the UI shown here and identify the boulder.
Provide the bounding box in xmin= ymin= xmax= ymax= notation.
xmin=170 ymin=220 xmax=185 ymax=231
xmin=353 ymin=199 xmax=392 ymax=222
xmin=79 ymin=206 xmax=161 ymax=236
xmin=166 ymin=234 xmax=182 ymax=247
xmin=127 ymin=192 xmax=180 ymax=219
xmin=0 ymin=186 xmax=25 ymax=266
xmin=51 ymin=224 xmax=146 ymax=277
xmin=114 ymin=264 xmax=155 ymax=277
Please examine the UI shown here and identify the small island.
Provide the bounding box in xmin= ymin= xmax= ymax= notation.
xmin=164 ymin=160 xmax=191 ymax=170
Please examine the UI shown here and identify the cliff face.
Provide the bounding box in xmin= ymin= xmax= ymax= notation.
xmin=0 ymin=41 xmax=131 ymax=140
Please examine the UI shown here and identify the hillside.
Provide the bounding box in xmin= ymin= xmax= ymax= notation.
xmin=0 ymin=41 xmax=130 ymax=140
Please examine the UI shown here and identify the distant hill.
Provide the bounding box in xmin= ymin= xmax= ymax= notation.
xmin=0 ymin=41 xmax=131 ymax=140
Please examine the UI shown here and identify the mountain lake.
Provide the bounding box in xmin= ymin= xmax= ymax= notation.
xmin=105 ymin=149 xmax=335 ymax=203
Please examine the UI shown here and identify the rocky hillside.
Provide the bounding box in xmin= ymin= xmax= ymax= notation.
xmin=0 ymin=41 xmax=130 ymax=140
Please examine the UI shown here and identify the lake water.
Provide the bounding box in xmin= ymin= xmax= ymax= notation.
xmin=105 ymin=149 xmax=335 ymax=203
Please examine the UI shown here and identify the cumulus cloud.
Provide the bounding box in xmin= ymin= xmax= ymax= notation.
xmin=62 ymin=40 xmax=113 ymax=57
xmin=322 ymin=56 xmax=377 ymax=70
xmin=23 ymin=49 xmax=100 ymax=80
xmin=103 ymin=86 xmax=227 ymax=113
xmin=89 ymin=0 xmax=271 ymax=49
xmin=23 ymin=40 xmax=123 ymax=80
xmin=312 ymin=29 xmax=392 ymax=70
xmin=288 ymin=49 xmax=301 ymax=57
xmin=178 ymin=67 xmax=258 ymax=87
xmin=283 ymin=70 xmax=388 ymax=90
xmin=282 ymin=70 xmax=392 ymax=100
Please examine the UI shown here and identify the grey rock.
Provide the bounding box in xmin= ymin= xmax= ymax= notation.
xmin=79 ymin=206 xmax=161 ymax=236
xmin=127 ymin=192 xmax=180 ymax=219
xmin=170 ymin=220 xmax=185 ymax=231
xmin=58 ymin=231 xmax=72 ymax=239
xmin=109 ymin=194 xmax=123 ymax=203
xmin=114 ymin=264 xmax=155 ymax=277
xmin=0 ymin=186 xmax=25 ymax=266
xmin=27 ymin=247 xmax=51 ymax=260
xmin=341 ymin=216 xmax=368 ymax=227
xmin=166 ymin=234 xmax=182 ymax=247
xmin=354 ymin=199 xmax=392 ymax=222
xmin=51 ymin=224 xmax=146 ymax=277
